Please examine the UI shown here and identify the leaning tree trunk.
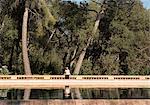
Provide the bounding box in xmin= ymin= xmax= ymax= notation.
xmin=22 ymin=2 xmax=31 ymax=75
xmin=22 ymin=0 xmax=31 ymax=100
xmin=73 ymin=11 xmax=102 ymax=75
xmin=72 ymin=6 xmax=105 ymax=99
xmin=73 ymin=40 xmax=90 ymax=75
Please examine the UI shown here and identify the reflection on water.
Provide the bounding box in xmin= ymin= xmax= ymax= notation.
xmin=0 ymin=88 xmax=149 ymax=100
xmin=64 ymin=86 xmax=71 ymax=99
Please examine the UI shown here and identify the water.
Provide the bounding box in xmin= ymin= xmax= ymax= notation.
xmin=0 ymin=88 xmax=149 ymax=100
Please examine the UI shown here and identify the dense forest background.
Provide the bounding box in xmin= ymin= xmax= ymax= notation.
xmin=0 ymin=0 xmax=150 ymax=75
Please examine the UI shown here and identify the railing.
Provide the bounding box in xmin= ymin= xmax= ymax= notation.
xmin=0 ymin=75 xmax=149 ymax=80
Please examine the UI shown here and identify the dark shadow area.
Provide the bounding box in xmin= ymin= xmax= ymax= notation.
xmin=0 ymin=88 xmax=149 ymax=100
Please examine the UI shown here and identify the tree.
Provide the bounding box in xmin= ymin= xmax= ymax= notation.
xmin=90 ymin=0 xmax=150 ymax=75
xmin=0 ymin=0 xmax=149 ymax=76
xmin=73 ymin=0 xmax=107 ymax=74
xmin=22 ymin=0 xmax=31 ymax=75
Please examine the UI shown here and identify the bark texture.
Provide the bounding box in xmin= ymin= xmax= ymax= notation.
xmin=22 ymin=6 xmax=31 ymax=75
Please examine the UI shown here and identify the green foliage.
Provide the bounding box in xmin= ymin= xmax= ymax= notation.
xmin=0 ymin=16 xmax=18 ymax=69
xmin=1 ymin=16 xmax=18 ymax=43
xmin=29 ymin=45 xmax=63 ymax=74
xmin=0 ymin=0 xmax=149 ymax=75
xmin=0 ymin=66 xmax=9 ymax=75
xmin=89 ymin=0 xmax=150 ymax=75
xmin=80 ymin=60 xmax=93 ymax=75
xmin=59 ymin=1 xmax=89 ymax=31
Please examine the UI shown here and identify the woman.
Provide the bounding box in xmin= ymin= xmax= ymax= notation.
xmin=64 ymin=67 xmax=70 ymax=79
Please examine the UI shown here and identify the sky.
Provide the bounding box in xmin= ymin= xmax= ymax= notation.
xmin=68 ymin=0 xmax=150 ymax=9
xmin=141 ymin=0 xmax=150 ymax=9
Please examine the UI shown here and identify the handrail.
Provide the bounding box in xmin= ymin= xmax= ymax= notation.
xmin=0 ymin=75 xmax=149 ymax=80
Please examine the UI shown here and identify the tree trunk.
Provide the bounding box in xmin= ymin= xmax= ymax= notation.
xmin=72 ymin=9 xmax=104 ymax=99
xmin=70 ymin=47 xmax=78 ymax=68
xmin=22 ymin=0 xmax=31 ymax=100
xmin=74 ymin=88 xmax=82 ymax=99
xmin=0 ymin=19 xmax=5 ymax=32
xmin=8 ymin=44 xmax=14 ymax=71
xmin=22 ymin=4 xmax=31 ymax=75
xmin=43 ymin=29 xmax=56 ymax=50
xmin=63 ymin=49 xmax=70 ymax=67
xmin=23 ymin=89 xmax=31 ymax=100
xmin=73 ymin=11 xmax=102 ymax=75
xmin=0 ymin=19 xmax=5 ymax=68
xmin=73 ymin=47 xmax=87 ymax=75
